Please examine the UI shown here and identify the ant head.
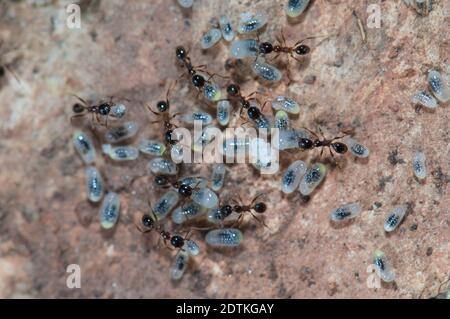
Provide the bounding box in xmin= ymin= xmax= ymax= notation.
xmin=176 ymin=46 xmax=187 ymax=60
xmin=154 ymin=175 xmax=169 ymax=186
xmin=98 ymin=103 xmax=111 ymax=116
xmin=141 ymin=214 xmax=155 ymax=228
xmin=178 ymin=184 xmax=192 ymax=197
xmin=247 ymin=106 xmax=261 ymax=120
xmin=170 ymin=235 xmax=185 ymax=248
xmin=253 ymin=202 xmax=267 ymax=213
xmin=192 ymin=74 xmax=205 ymax=87
xmin=295 ymin=44 xmax=310 ymax=56
xmin=242 ymin=100 xmax=251 ymax=109
xmin=259 ymin=42 xmax=273 ymax=54
xmin=332 ymin=142 xmax=348 ymax=154
xmin=72 ymin=103 xmax=85 ymax=114
xmin=0 ymin=65 xmax=5 ymax=77
xmin=226 ymin=83 xmax=240 ymax=96
xmin=298 ymin=138 xmax=313 ymax=150
xmin=156 ymin=100 xmax=169 ymax=113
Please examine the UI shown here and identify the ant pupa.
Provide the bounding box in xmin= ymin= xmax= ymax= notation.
xmin=343 ymin=137 xmax=369 ymax=158
xmin=330 ymin=202 xmax=362 ymax=222
xmin=102 ymin=144 xmax=139 ymax=161
xmin=104 ymin=121 xmax=139 ymax=144
xmin=230 ymin=39 xmax=260 ymax=59
xmin=274 ymin=110 xmax=290 ymax=130
xmin=171 ymin=250 xmax=190 ymax=281
xmin=412 ymin=151 xmax=427 ymax=180
xmin=211 ymin=164 xmax=226 ymax=192
xmin=298 ymin=127 xmax=348 ymax=158
xmin=85 ymin=166 xmax=104 ymax=203
xmin=251 ymin=58 xmax=282 ymax=82
xmin=384 ymin=204 xmax=408 ymax=232
xmin=200 ymin=28 xmax=222 ymax=50
xmin=285 ymin=0 xmax=310 ymax=18
xmin=411 ymin=91 xmax=438 ymax=110
xmin=237 ymin=12 xmax=268 ymax=34
xmin=281 ymin=160 xmax=307 ymax=194
xmin=179 ymin=110 xmax=213 ymax=125
xmin=299 ymin=163 xmax=327 ymax=196
xmin=153 ymin=190 xmax=180 ymax=220
xmin=427 ymin=70 xmax=450 ymax=103
xmin=271 ymin=96 xmax=301 ymax=115
xmin=205 ymin=228 xmax=244 ymax=247
xmin=138 ymin=139 xmax=166 ymax=157
xmin=148 ymin=157 xmax=179 ymax=176
xmin=73 ymin=131 xmax=96 ymax=164
xmin=219 ymin=15 xmax=235 ymax=42
xmin=217 ymin=99 xmax=231 ymax=126
xmin=191 ymin=187 xmax=219 ymax=209
xmin=177 ymin=0 xmax=193 ymax=8
xmin=71 ymin=95 xmax=126 ymax=127
xmin=373 ymin=250 xmax=395 ymax=283
xmin=172 ymin=200 xmax=206 ymax=224
xmin=99 ymin=192 xmax=120 ymax=230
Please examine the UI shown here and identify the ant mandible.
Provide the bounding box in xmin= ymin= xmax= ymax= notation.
xmin=298 ymin=127 xmax=348 ymax=159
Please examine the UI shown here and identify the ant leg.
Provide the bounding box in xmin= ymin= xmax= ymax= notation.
xmin=206 ymin=72 xmax=230 ymax=82
xmin=250 ymin=212 xmax=269 ymax=229
xmin=147 ymin=104 xmax=162 ymax=116
xmin=70 ymin=113 xmax=86 ymax=123
xmin=71 ymin=94 xmax=89 ymax=107
xmin=331 ymin=135 xmax=347 ymax=141
xmin=250 ymin=193 xmax=265 ymax=206
xmin=320 ymin=146 xmax=324 ymax=158
xmin=299 ymin=126 xmax=320 ymax=139
xmin=135 ymin=223 xmax=152 ymax=234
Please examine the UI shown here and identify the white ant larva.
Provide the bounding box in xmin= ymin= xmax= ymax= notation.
xmin=330 ymin=202 xmax=362 ymax=222
xmin=99 ymin=192 xmax=120 ymax=230
xmin=102 ymin=144 xmax=139 ymax=161
xmin=272 ymin=96 xmax=301 ymax=114
xmin=109 ymin=103 xmax=127 ymax=119
xmin=181 ymin=176 xmax=208 ymax=189
xmin=299 ymin=163 xmax=327 ymax=196
xmin=211 ymin=163 xmax=226 ymax=192
xmin=177 ymin=0 xmax=193 ymax=9
xmin=373 ymin=250 xmax=395 ymax=283
xmin=192 ymin=125 xmax=217 ymax=153
xmin=384 ymin=204 xmax=408 ymax=232
xmin=217 ymin=99 xmax=231 ymax=126
xmin=281 ymin=160 xmax=307 ymax=194
xmin=200 ymin=28 xmax=222 ymax=50
xmin=85 ymin=166 xmax=104 ymax=203
xmin=220 ymin=137 xmax=250 ymax=158
xmin=411 ymin=91 xmax=438 ymax=110
xmin=153 ymin=190 xmax=180 ymax=220
xmin=230 ymin=39 xmax=259 ymax=59
xmin=274 ymin=110 xmax=290 ymax=130
xmin=191 ymin=187 xmax=219 ymax=209
xmin=219 ymin=15 xmax=235 ymax=42
xmin=285 ymin=0 xmax=310 ymax=18
xmin=237 ymin=12 xmax=268 ymax=34
xmin=249 ymin=138 xmax=279 ymax=172
xmin=251 ymin=58 xmax=283 ymax=82
xmin=138 ymin=139 xmax=166 ymax=156
xmin=412 ymin=151 xmax=427 ymax=180
xmin=73 ymin=131 xmax=96 ymax=164
xmin=428 ymin=70 xmax=450 ymax=103
xmin=147 ymin=157 xmax=179 ymax=175
xmin=171 ymin=201 xmax=206 ymax=224
xmin=203 ymin=82 xmax=222 ymax=102
xmin=171 ymin=250 xmax=190 ymax=281
xmin=180 ymin=110 xmax=213 ymax=125
xmin=277 ymin=128 xmax=309 ymax=150
xmin=183 ymin=239 xmax=200 ymax=256
xmin=104 ymin=121 xmax=139 ymax=144
xmin=253 ymin=113 xmax=272 ymax=129
xmin=205 ymin=228 xmax=244 ymax=247
xmin=343 ymin=137 xmax=369 ymax=158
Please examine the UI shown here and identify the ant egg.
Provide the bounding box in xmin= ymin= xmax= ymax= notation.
xmin=237 ymin=12 xmax=267 ymax=34
xmin=217 ymin=100 xmax=231 ymax=126
xmin=205 ymin=228 xmax=244 ymax=247
xmin=148 ymin=157 xmax=178 ymax=175
xmin=230 ymin=39 xmax=259 ymax=59
xmin=344 ymin=137 xmax=369 ymax=158
xmin=192 ymin=187 xmax=219 ymax=209
xmin=103 ymin=144 xmax=139 ymax=161
xmin=219 ymin=15 xmax=235 ymax=42
xmin=110 ymin=103 xmax=127 ymax=119
xmin=412 ymin=151 xmax=427 ymax=180
xmin=183 ymin=239 xmax=200 ymax=256
xmin=285 ymin=0 xmax=310 ymax=18
xmin=85 ymin=166 xmax=104 ymax=202
xmin=330 ymin=202 xmax=362 ymax=222
xmin=181 ymin=176 xmax=208 ymax=189
xmin=200 ymin=28 xmax=222 ymax=49
xmin=138 ymin=139 xmax=166 ymax=156
xmin=203 ymin=82 xmax=222 ymax=101
xmin=99 ymin=192 xmax=120 ymax=230
xmin=154 ymin=190 xmax=180 ymax=220
xmin=281 ymin=160 xmax=307 ymax=194
xmin=180 ymin=111 xmax=213 ymax=125
xmin=211 ymin=163 xmax=226 ymax=191
xmin=411 ymin=91 xmax=438 ymax=109
xmin=428 ymin=70 xmax=450 ymax=102
xmin=299 ymin=163 xmax=327 ymax=196
xmin=277 ymin=128 xmax=308 ymax=150
xmin=73 ymin=131 xmax=96 ymax=164
xmin=274 ymin=110 xmax=290 ymax=130
xmin=172 ymin=201 xmax=206 ymax=224
xmin=384 ymin=204 xmax=407 ymax=232
xmin=272 ymin=96 xmax=301 ymax=114
xmin=104 ymin=121 xmax=139 ymax=143
xmin=373 ymin=250 xmax=395 ymax=283
xmin=171 ymin=250 xmax=190 ymax=281
xmin=251 ymin=59 xmax=282 ymax=82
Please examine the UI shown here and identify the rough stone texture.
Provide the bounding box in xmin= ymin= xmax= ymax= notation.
xmin=0 ymin=0 xmax=448 ymax=298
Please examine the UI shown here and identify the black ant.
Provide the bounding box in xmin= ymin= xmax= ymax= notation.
xmin=298 ymin=127 xmax=348 ymax=159
xmin=154 ymin=175 xmax=198 ymax=198
xmin=71 ymin=95 xmax=117 ymax=127
xmin=222 ymin=83 xmax=268 ymax=122
xmin=217 ymin=194 xmax=268 ymax=227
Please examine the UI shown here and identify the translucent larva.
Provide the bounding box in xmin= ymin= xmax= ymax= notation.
xmin=412 ymin=151 xmax=427 ymax=180
xmin=277 ymin=128 xmax=308 ymax=150
xmin=274 ymin=110 xmax=290 ymax=130
xmin=110 ymin=103 xmax=126 ymax=119
xmin=180 ymin=176 xmax=208 ymax=189
xmin=411 ymin=91 xmax=438 ymax=109
xmin=148 ymin=157 xmax=178 ymax=175
xmin=249 ymin=138 xmax=275 ymax=169
xmin=253 ymin=114 xmax=272 ymax=129
xmin=330 ymin=202 xmax=362 ymax=222
xmin=171 ymin=250 xmax=190 ymax=281
xmin=138 ymin=139 xmax=166 ymax=156
xmin=272 ymin=96 xmax=301 ymax=114
xmin=203 ymin=82 xmax=222 ymax=102
xmin=180 ymin=110 xmax=213 ymax=125
xmin=219 ymin=15 xmax=235 ymax=42
xmin=200 ymin=28 xmax=222 ymax=49
xmin=99 ymin=192 xmax=120 ymax=230
xmin=285 ymin=0 xmax=310 ymax=18
xmin=237 ymin=12 xmax=267 ymax=34
xmin=217 ymin=100 xmax=231 ymax=126
xmin=172 ymin=201 xmax=205 ymax=224
xmin=251 ymin=59 xmax=282 ymax=82
xmin=192 ymin=125 xmax=216 ymax=153
xmin=102 ymin=144 xmax=139 ymax=161
xmin=205 ymin=228 xmax=244 ymax=247
xmin=191 ymin=187 xmax=219 ymax=209
xmin=428 ymin=70 xmax=450 ymax=103
xmin=153 ymin=190 xmax=180 ymax=220
xmin=373 ymin=250 xmax=395 ymax=283
xmin=211 ymin=163 xmax=226 ymax=191
xmin=170 ymin=143 xmax=185 ymax=163
xmin=85 ymin=166 xmax=104 ymax=202
xmin=281 ymin=160 xmax=307 ymax=194
xmin=344 ymin=137 xmax=369 ymax=158
xmin=384 ymin=204 xmax=407 ymax=232
xmin=183 ymin=239 xmax=200 ymax=256
xmin=73 ymin=131 xmax=96 ymax=164
xmin=299 ymin=163 xmax=327 ymax=196
xmin=220 ymin=137 xmax=250 ymax=157
xmin=230 ymin=39 xmax=259 ymax=59
xmin=104 ymin=121 xmax=139 ymax=143
xmin=177 ymin=0 xmax=193 ymax=9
